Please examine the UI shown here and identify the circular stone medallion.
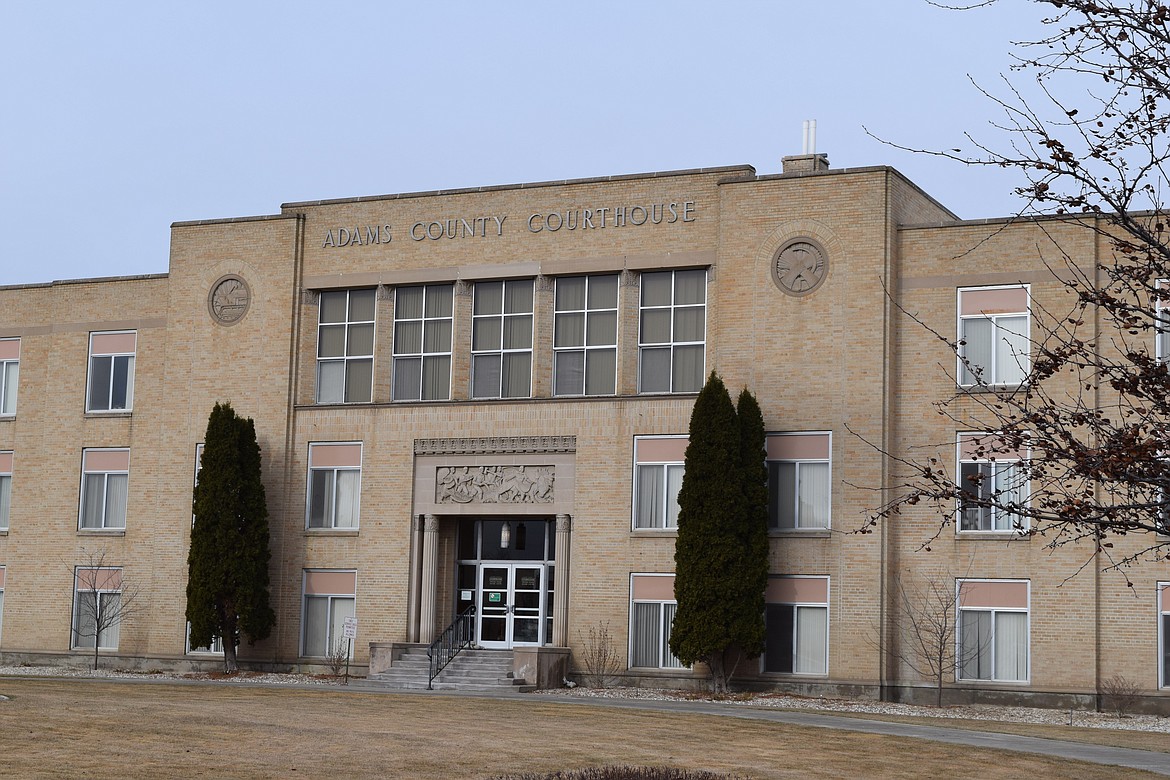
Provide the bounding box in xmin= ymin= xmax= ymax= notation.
xmin=771 ymin=238 xmax=828 ymax=297
xmin=208 ymin=275 xmax=251 ymax=325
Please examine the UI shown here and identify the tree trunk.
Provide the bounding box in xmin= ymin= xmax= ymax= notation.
xmin=221 ymin=607 xmax=239 ymax=674
xmin=708 ymin=652 xmax=727 ymax=694
xmin=93 ymin=638 xmax=100 ymax=671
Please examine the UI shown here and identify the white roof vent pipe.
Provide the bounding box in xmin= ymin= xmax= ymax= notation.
xmin=785 ymin=120 xmax=829 ymax=174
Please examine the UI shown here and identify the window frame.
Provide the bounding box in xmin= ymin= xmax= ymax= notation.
xmin=0 ymin=337 xmax=19 ymax=417
xmin=71 ymin=566 xmax=123 ymax=651
xmin=956 ymin=285 xmax=1031 ymax=387
xmin=186 ymin=622 xmax=225 ymax=655
xmin=628 ymin=574 xmax=685 ymax=670
xmin=306 ymin=442 xmax=363 ymax=530
xmin=632 ymin=436 xmax=687 ymax=531
xmin=763 ymin=576 xmax=830 ymax=676
xmin=85 ymin=330 xmax=136 ymax=413
xmin=553 ymin=274 xmax=619 ymax=397
xmin=1159 ymin=583 xmax=1170 ymax=689
xmin=638 ymin=268 xmax=707 ymax=394
xmin=956 ymin=433 xmax=1030 ymax=533
xmin=956 ymin=579 xmax=1030 ymax=683
xmin=392 ymin=283 xmax=454 ymax=401
xmin=300 ymin=569 xmax=357 ymax=658
xmin=315 ymin=288 xmax=376 ymax=405
xmin=766 ymin=432 xmax=832 ymax=531
xmin=0 ymin=451 xmax=11 ymax=532
xmin=78 ymin=448 xmax=129 ymax=531
xmin=471 ymin=278 xmax=535 ymax=399
xmin=0 ymin=566 xmax=5 ymax=644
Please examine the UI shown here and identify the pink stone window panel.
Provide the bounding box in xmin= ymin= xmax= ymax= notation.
xmin=959 ymin=433 xmax=1028 ymax=461
xmin=0 ymin=451 xmax=12 ymax=473
xmin=0 ymin=339 xmax=19 ymax=360
xmin=83 ymin=449 xmax=130 ymax=472
xmin=308 ymin=443 xmax=362 ymax=469
xmin=958 ymin=580 xmax=1029 ymax=609
xmin=76 ymin=567 xmax=122 ymax=591
xmin=635 ymin=437 xmax=688 ymax=463
xmin=766 ymin=576 xmax=829 ymax=605
xmin=960 ymin=287 xmax=1029 ymax=316
xmin=1161 ymin=583 xmax=1170 ymax=605
xmin=304 ymin=570 xmax=357 ymax=596
xmin=0 ymin=567 xmax=5 ymax=589
xmin=90 ymin=332 xmax=137 ymax=355
xmin=766 ymin=433 xmax=830 ymax=461
xmin=631 ymin=574 xmax=676 ymax=601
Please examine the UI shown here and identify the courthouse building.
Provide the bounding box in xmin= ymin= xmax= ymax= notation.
xmin=0 ymin=151 xmax=1167 ymax=709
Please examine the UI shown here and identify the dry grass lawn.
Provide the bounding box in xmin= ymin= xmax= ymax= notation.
xmin=0 ymin=678 xmax=1162 ymax=779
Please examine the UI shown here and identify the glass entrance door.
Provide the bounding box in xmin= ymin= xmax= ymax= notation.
xmin=477 ymin=563 xmax=544 ymax=649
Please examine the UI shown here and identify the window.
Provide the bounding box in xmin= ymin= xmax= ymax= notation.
xmin=307 ymin=443 xmax=362 ymax=529
xmin=632 ymin=436 xmax=686 ymax=529
xmin=958 ymin=286 xmax=1029 ymax=386
xmin=1161 ymin=583 xmax=1170 ymax=688
xmin=316 ymin=289 xmax=375 ymax=404
xmin=86 ymin=331 xmax=136 ymax=412
xmin=302 ymin=570 xmax=357 ymax=657
xmin=472 ymin=279 xmax=534 ymax=399
xmin=0 ymin=338 xmax=18 ymax=416
xmin=957 ymin=579 xmax=1029 ymax=682
xmin=767 ymin=433 xmax=831 ymax=530
xmin=393 ymin=284 xmax=453 ymax=401
xmin=629 ymin=574 xmax=684 ymax=669
xmin=764 ymin=576 xmax=829 ymax=675
xmin=0 ymin=566 xmax=5 ymax=643
xmin=0 ymin=451 xmax=10 ymax=531
xmin=79 ymin=449 xmax=129 ymax=530
xmin=186 ymin=623 xmax=224 ymax=655
xmin=639 ymin=269 xmax=706 ymax=394
xmin=958 ymin=433 xmax=1028 ymax=532
xmin=1157 ymin=280 xmax=1169 ymax=362
xmin=554 ymin=275 xmax=618 ymax=396
xmin=72 ymin=567 xmax=123 ymax=650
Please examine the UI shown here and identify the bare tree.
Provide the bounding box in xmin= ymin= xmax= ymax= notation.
xmin=867 ymin=1 xmax=1170 ymax=569
xmin=576 ymin=621 xmax=623 ymax=689
xmin=71 ymin=549 xmax=141 ymax=670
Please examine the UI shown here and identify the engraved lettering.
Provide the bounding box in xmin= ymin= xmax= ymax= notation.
xmin=528 ymin=213 xmax=543 ymax=232
xmin=546 ymin=212 xmax=562 ymax=231
xmin=411 ymin=222 xmax=426 ymax=241
xmin=683 ymin=201 xmax=696 ymax=222
xmin=493 ymin=215 xmax=506 ymax=236
xmin=322 ymin=230 xmax=336 ymax=248
xmin=667 ymin=203 xmax=679 ymax=223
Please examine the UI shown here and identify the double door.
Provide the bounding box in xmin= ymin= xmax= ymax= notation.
xmin=477 ymin=563 xmax=544 ymax=649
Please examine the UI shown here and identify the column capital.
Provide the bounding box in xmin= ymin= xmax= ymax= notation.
xmin=555 ymin=514 xmax=572 ymax=532
xmin=423 ymin=514 xmax=440 ymax=532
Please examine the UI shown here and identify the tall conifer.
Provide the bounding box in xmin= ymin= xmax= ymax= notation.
xmin=733 ymin=387 xmax=769 ymax=660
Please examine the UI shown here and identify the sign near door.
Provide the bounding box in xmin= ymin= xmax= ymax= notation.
xmin=488 ymin=592 xmax=502 ymax=603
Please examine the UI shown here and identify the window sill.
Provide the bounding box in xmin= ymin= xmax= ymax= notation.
xmin=0 ymin=529 xmax=7 ymax=536
xmin=769 ymin=529 xmax=831 ymax=538
xmin=84 ymin=410 xmax=133 ymax=418
xmin=78 ymin=528 xmax=126 ymax=536
xmin=957 ymin=384 xmax=1025 ymax=394
xmin=631 ymin=529 xmax=678 ymax=537
xmin=760 ymin=671 xmax=829 ymax=678
xmin=956 ymin=531 xmax=1029 ymax=541
xmin=304 ymin=528 xmax=360 ymax=537
xmin=956 ymin=678 xmax=1030 ymax=687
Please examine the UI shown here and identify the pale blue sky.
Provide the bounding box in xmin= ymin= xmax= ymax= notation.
xmin=0 ymin=1 xmax=1049 ymax=286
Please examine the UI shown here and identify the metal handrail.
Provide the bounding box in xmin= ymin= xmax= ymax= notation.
xmin=427 ymin=604 xmax=477 ymax=689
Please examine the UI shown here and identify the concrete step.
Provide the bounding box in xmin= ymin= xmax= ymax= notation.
xmin=369 ymin=648 xmax=524 ymax=692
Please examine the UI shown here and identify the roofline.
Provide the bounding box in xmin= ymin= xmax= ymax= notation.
xmin=171 ymin=213 xmax=295 ymax=229
xmin=0 ymin=273 xmax=169 ymax=292
xmin=279 ymin=165 xmax=759 ymax=209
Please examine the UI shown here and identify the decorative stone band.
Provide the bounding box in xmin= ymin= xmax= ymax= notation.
xmin=415 ymin=435 xmax=576 ymax=455
xmin=436 ymin=465 xmax=554 ymax=504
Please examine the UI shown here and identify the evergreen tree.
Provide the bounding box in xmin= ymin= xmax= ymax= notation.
xmin=670 ymin=372 xmax=749 ymax=692
xmin=187 ymin=402 xmax=275 ymax=672
xmin=732 ymin=387 xmax=769 ymax=660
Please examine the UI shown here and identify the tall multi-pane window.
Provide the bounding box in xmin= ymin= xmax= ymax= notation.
xmin=472 ymin=279 xmax=533 ymax=399
xmin=0 ymin=338 xmax=19 ymax=416
xmin=629 ymin=574 xmax=684 ymax=669
xmin=86 ymin=331 xmax=136 ymax=412
xmin=632 ymin=436 xmax=687 ymax=530
xmin=958 ymin=433 xmax=1029 ymax=532
xmin=554 ymin=275 xmax=618 ymax=396
xmin=316 ymin=289 xmax=375 ymax=404
xmin=0 ymin=451 xmax=11 ymax=531
xmin=639 ymin=269 xmax=706 ymax=393
xmin=764 ymin=576 xmax=829 ymax=675
xmin=302 ymin=570 xmax=357 ymax=657
xmin=393 ymin=284 xmax=453 ymax=401
xmin=72 ymin=567 xmax=123 ymax=650
xmin=957 ymin=580 xmax=1029 ymax=683
xmin=79 ymin=449 xmax=129 ymax=530
xmin=958 ymin=286 xmax=1030 ymax=386
xmin=767 ymin=433 xmax=831 ymax=530
xmin=307 ymin=443 xmax=362 ymax=530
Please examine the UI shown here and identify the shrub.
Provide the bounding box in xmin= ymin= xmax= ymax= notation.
xmin=1100 ymin=674 xmax=1142 ymax=717
xmin=577 ymin=622 xmax=622 ymax=688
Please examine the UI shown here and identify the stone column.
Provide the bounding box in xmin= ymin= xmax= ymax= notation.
xmin=406 ymin=514 xmax=423 ymax=643
xmin=552 ymin=514 xmax=572 ymax=647
xmin=419 ymin=514 xmax=440 ymax=644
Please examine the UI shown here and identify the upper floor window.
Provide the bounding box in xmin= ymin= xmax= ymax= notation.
xmin=0 ymin=338 xmax=18 ymax=416
xmin=393 ymin=284 xmax=453 ymax=401
xmin=958 ymin=433 xmax=1028 ymax=533
xmin=79 ymin=448 xmax=129 ymax=530
xmin=87 ymin=331 xmax=136 ymax=412
xmin=307 ymin=443 xmax=362 ymax=530
xmin=554 ymin=275 xmax=618 ymax=396
xmin=472 ymin=279 xmax=533 ymax=399
xmin=0 ymin=451 xmax=11 ymax=531
xmin=764 ymin=576 xmax=829 ymax=675
xmin=317 ymin=289 xmax=375 ymax=404
xmin=639 ymin=269 xmax=706 ymax=394
xmin=957 ymin=579 xmax=1029 ymax=683
xmin=958 ymin=286 xmax=1029 ymax=386
xmin=632 ymin=436 xmax=686 ymax=530
xmin=767 ymin=433 xmax=831 ymax=530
